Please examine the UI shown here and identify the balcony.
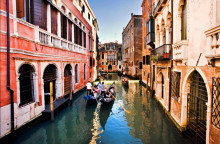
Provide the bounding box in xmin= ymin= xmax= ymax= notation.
xmin=173 ymin=40 xmax=188 ymax=61
xmin=151 ymin=44 xmax=171 ymax=61
xmin=147 ymin=17 xmax=155 ymax=46
xmin=153 ymin=0 xmax=167 ymax=17
xmin=35 ymin=27 xmax=87 ymax=55
xmin=205 ymin=25 xmax=220 ymax=60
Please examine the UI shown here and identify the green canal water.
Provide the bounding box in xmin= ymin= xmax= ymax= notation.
xmin=12 ymin=74 xmax=188 ymax=144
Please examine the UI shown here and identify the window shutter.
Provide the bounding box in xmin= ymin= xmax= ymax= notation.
xmin=17 ymin=0 xmax=24 ymax=18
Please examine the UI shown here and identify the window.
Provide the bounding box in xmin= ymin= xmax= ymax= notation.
xmin=212 ymin=77 xmax=220 ymax=129
xmin=90 ymin=72 xmax=92 ymax=78
xmin=119 ymin=65 xmax=121 ymax=69
xmin=143 ymin=56 xmax=146 ymax=65
xmin=139 ymin=62 xmax=142 ymax=69
xmin=16 ymin=0 xmax=31 ymax=22
xmin=148 ymin=10 xmax=150 ymax=18
xmin=74 ymin=24 xmax=83 ymax=46
xmin=102 ymin=62 xmax=104 ymax=65
xmin=84 ymin=64 xmax=87 ymax=80
xmin=90 ymin=57 xmax=93 ymax=67
xmin=181 ymin=0 xmax=187 ymax=40
xmin=144 ymin=71 xmax=145 ymax=76
xmin=88 ymin=13 xmax=91 ymax=20
xmin=102 ymin=53 xmax=105 ymax=59
xmin=89 ymin=31 xmax=91 ymax=50
xmin=144 ymin=17 xmax=146 ymax=27
xmin=19 ymin=64 xmax=35 ymax=106
xmin=106 ymin=62 xmax=108 ymax=65
xmin=171 ymin=72 xmax=181 ymax=100
xmin=75 ymin=64 xmax=79 ymax=83
xmin=16 ymin=0 xmax=47 ymax=30
xmin=132 ymin=62 xmax=133 ymax=66
xmin=146 ymin=55 xmax=150 ymax=65
xmin=113 ymin=62 xmax=116 ymax=65
xmin=82 ymin=5 xmax=85 ymax=13
xmin=148 ymin=0 xmax=151 ymax=4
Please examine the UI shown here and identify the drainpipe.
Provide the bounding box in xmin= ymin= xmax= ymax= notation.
xmin=168 ymin=0 xmax=173 ymax=112
xmin=6 ymin=0 xmax=15 ymax=133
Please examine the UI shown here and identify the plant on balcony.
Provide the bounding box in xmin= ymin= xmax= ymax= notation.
xmin=152 ymin=55 xmax=158 ymax=63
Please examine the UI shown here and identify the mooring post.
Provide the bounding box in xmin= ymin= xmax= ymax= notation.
xmin=50 ymin=82 xmax=54 ymax=121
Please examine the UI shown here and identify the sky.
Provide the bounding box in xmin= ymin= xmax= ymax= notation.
xmin=87 ymin=0 xmax=142 ymax=44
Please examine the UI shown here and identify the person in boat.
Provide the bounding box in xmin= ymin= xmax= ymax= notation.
xmin=86 ymin=80 xmax=92 ymax=97
xmin=100 ymin=82 xmax=106 ymax=98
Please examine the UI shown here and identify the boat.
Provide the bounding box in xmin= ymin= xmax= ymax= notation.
xmin=100 ymin=82 xmax=116 ymax=105
xmin=84 ymin=85 xmax=101 ymax=103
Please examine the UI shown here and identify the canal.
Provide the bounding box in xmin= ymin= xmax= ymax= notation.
xmin=12 ymin=74 xmax=189 ymax=144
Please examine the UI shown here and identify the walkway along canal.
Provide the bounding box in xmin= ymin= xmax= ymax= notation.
xmin=8 ymin=74 xmax=189 ymax=144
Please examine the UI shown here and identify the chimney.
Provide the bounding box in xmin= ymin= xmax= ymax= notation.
xmin=131 ymin=13 xmax=133 ymax=17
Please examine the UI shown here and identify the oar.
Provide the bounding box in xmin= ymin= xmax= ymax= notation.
xmin=109 ymin=92 xmax=130 ymax=114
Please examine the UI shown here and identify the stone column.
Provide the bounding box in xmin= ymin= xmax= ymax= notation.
xmin=57 ymin=12 xmax=61 ymax=37
xmin=47 ymin=4 xmax=51 ymax=33
xmin=33 ymin=72 xmax=39 ymax=103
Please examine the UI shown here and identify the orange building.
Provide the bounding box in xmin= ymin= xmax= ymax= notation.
xmin=99 ymin=42 xmax=121 ymax=73
xmin=0 ymin=0 xmax=98 ymax=138
xmin=141 ymin=0 xmax=155 ymax=86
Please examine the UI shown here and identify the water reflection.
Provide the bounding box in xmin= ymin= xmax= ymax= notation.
xmin=12 ymin=74 xmax=188 ymax=144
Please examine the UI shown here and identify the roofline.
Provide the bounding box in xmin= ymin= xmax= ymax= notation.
xmin=83 ymin=0 xmax=96 ymax=19
xmin=122 ymin=15 xmax=142 ymax=34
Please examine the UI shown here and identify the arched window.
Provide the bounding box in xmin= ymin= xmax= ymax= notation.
xmin=181 ymin=0 xmax=187 ymax=40
xmin=61 ymin=6 xmax=66 ymax=14
xmin=75 ymin=64 xmax=79 ymax=83
xmin=19 ymin=64 xmax=35 ymax=106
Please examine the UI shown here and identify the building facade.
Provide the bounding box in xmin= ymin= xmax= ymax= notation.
xmin=122 ymin=14 xmax=143 ymax=79
xmin=117 ymin=44 xmax=122 ymax=72
xmin=0 ymin=0 xmax=98 ymax=138
xmin=98 ymin=42 xmax=121 ymax=73
xmin=146 ymin=0 xmax=220 ymax=143
xmin=141 ymin=0 xmax=155 ymax=86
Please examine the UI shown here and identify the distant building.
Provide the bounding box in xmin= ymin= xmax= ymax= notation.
xmin=122 ymin=14 xmax=142 ymax=79
xmin=99 ymin=42 xmax=121 ymax=72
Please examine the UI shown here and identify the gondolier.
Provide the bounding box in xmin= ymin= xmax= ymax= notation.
xmin=86 ymin=80 xmax=92 ymax=97
xmin=100 ymin=82 xmax=106 ymax=98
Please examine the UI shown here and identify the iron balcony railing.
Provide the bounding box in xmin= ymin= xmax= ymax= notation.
xmin=151 ymin=44 xmax=172 ymax=61
xmin=153 ymin=0 xmax=167 ymax=17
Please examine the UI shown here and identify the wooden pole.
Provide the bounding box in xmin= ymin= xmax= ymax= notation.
xmin=50 ymin=82 xmax=54 ymax=121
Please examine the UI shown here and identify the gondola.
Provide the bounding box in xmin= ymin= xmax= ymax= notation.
xmin=100 ymin=82 xmax=116 ymax=105
xmin=84 ymin=85 xmax=101 ymax=103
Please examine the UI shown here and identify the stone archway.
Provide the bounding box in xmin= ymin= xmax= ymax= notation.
xmin=64 ymin=64 xmax=72 ymax=97
xmin=187 ymin=71 xmax=208 ymax=144
xmin=181 ymin=69 xmax=210 ymax=144
xmin=43 ymin=64 xmax=57 ymax=105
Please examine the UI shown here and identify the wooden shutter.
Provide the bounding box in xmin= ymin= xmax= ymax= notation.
xmin=51 ymin=7 xmax=57 ymax=35
xmin=63 ymin=16 xmax=67 ymax=39
xmin=79 ymin=29 xmax=82 ymax=46
xmin=68 ymin=20 xmax=72 ymax=41
xmin=74 ymin=24 xmax=77 ymax=44
xmin=61 ymin=14 xmax=64 ymax=38
xmin=41 ymin=1 xmax=47 ymax=30
xmin=17 ymin=0 xmax=24 ymax=18
xmin=83 ymin=32 xmax=86 ymax=47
